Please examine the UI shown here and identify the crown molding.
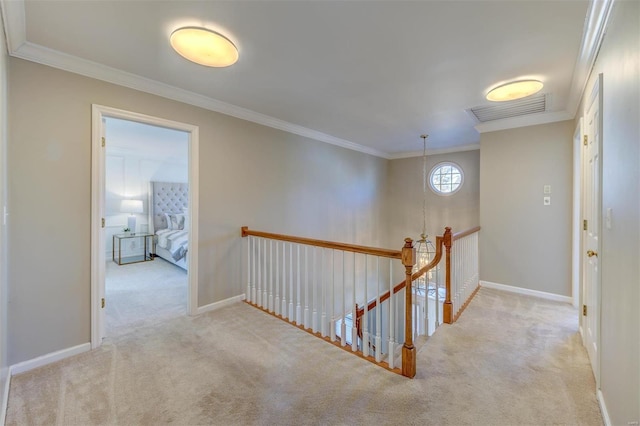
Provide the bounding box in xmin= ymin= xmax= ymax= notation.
xmin=0 ymin=0 xmax=25 ymax=53
xmin=10 ymin=41 xmax=389 ymax=159
xmin=565 ymin=0 xmax=615 ymax=118
xmin=0 ymin=0 xmax=614 ymax=159
xmin=388 ymin=143 xmax=480 ymax=160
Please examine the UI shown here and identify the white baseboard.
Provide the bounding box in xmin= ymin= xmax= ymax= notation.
xmin=0 ymin=366 xmax=10 ymax=426
xmin=597 ymin=389 xmax=611 ymax=426
xmin=480 ymin=280 xmax=573 ymax=304
xmin=195 ymin=294 xmax=245 ymax=315
xmin=10 ymin=343 xmax=91 ymax=376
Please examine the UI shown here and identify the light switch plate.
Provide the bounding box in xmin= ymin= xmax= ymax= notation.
xmin=543 ymin=196 xmax=551 ymax=206
xmin=544 ymin=185 xmax=551 ymax=194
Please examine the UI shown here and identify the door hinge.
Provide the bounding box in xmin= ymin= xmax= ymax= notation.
xmin=583 ymin=135 xmax=588 ymax=146
xmin=101 ymin=298 xmax=106 ymax=308
xmin=101 ymin=218 xmax=105 ymax=228
xmin=582 ymin=304 xmax=587 ymax=316
xmin=583 ymin=219 xmax=588 ymax=231
xmin=101 ymin=137 xmax=106 ymax=147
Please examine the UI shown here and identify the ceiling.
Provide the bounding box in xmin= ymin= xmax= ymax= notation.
xmin=1 ymin=1 xmax=609 ymax=158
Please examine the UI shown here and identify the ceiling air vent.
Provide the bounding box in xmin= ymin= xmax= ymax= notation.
xmin=468 ymin=93 xmax=547 ymax=123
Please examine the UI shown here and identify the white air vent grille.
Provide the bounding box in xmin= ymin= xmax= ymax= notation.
xmin=469 ymin=94 xmax=547 ymax=123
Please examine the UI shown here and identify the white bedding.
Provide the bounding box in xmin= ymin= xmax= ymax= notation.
xmin=156 ymin=229 xmax=189 ymax=262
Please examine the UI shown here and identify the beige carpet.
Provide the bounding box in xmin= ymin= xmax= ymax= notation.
xmin=5 ymin=287 xmax=602 ymax=425
xmin=105 ymin=258 xmax=187 ymax=337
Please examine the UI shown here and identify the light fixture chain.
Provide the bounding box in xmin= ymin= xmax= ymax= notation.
xmin=421 ymin=135 xmax=428 ymax=236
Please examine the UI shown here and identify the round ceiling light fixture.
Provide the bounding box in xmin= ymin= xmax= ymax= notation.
xmin=170 ymin=26 xmax=238 ymax=67
xmin=486 ymin=79 xmax=543 ymax=102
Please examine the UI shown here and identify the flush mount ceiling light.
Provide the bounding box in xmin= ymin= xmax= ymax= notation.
xmin=486 ymin=80 xmax=543 ymax=102
xmin=170 ymin=26 xmax=238 ymax=67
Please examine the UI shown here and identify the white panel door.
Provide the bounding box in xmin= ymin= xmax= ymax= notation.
xmin=583 ymin=74 xmax=602 ymax=382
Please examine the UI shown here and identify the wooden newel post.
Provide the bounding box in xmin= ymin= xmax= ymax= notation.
xmin=401 ymin=237 xmax=416 ymax=378
xmin=443 ymin=227 xmax=453 ymax=324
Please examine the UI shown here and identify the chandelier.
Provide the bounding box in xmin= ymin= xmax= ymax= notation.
xmin=413 ymin=134 xmax=436 ymax=296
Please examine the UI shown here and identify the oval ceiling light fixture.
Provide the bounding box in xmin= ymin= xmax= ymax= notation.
xmin=170 ymin=26 xmax=238 ymax=67
xmin=486 ymin=79 xmax=544 ymax=102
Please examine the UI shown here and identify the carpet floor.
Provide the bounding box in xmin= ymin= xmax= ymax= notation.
xmin=105 ymin=258 xmax=187 ymax=337
xmin=5 ymin=287 xmax=602 ymax=425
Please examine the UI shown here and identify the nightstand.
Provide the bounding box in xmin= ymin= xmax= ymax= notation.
xmin=112 ymin=233 xmax=155 ymax=265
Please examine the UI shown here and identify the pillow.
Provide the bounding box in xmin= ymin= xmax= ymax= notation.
xmin=164 ymin=213 xmax=185 ymax=230
xmin=173 ymin=214 xmax=186 ymax=230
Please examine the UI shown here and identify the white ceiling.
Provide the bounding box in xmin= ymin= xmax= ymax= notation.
xmin=2 ymin=1 xmax=609 ymax=158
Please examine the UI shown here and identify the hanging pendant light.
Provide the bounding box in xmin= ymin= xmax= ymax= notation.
xmin=413 ymin=134 xmax=436 ymax=296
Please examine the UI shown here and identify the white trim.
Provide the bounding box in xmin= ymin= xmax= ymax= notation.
xmin=565 ymin=0 xmax=615 ymax=119
xmin=0 ymin=0 xmax=25 ymax=53
xmin=195 ymin=294 xmax=245 ymax=315
xmin=572 ymin=118 xmax=584 ymax=309
xmin=388 ymin=143 xmax=480 ymax=160
xmin=10 ymin=343 xmax=90 ymax=376
xmin=597 ymin=389 xmax=611 ymax=426
xmin=91 ymin=105 xmax=200 ymax=349
xmin=480 ymin=280 xmax=573 ymax=304
xmin=10 ymin=41 xmax=388 ymax=159
xmin=0 ymin=366 xmax=9 ymax=426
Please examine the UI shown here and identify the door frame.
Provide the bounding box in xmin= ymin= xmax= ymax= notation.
xmin=572 ymin=117 xmax=583 ymax=310
xmin=90 ymin=104 xmax=199 ymax=349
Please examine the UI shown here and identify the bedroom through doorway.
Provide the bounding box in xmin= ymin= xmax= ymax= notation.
xmin=91 ymin=104 xmax=199 ymax=349
xmin=103 ymin=116 xmax=190 ymax=338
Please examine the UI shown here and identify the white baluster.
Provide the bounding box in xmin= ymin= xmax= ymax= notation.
xmin=289 ymin=243 xmax=294 ymax=320
xmin=388 ymin=259 xmax=395 ymax=369
xmin=251 ymin=237 xmax=257 ymax=304
xmin=275 ymin=241 xmax=280 ymax=315
xmin=246 ymin=236 xmax=251 ymax=303
xmin=375 ymin=256 xmax=381 ymax=363
xmin=330 ymin=250 xmax=336 ymax=342
xmin=297 ymin=244 xmax=302 ymax=324
xmin=282 ymin=242 xmax=287 ymax=317
xmin=363 ymin=255 xmax=369 ymax=357
xmin=304 ymin=245 xmax=310 ymax=329
xmin=351 ymin=252 xmax=358 ymax=352
xmin=268 ymin=240 xmax=273 ymax=312
xmin=320 ymin=249 xmax=326 ymax=337
xmin=262 ymin=239 xmax=268 ymax=309
xmin=313 ymin=247 xmax=318 ymax=333
xmin=341 ymin=251 xmax=347 ymax=347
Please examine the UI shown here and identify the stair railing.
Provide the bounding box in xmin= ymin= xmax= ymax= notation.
xmin=356 ymin=228 xmax=452 ymax=345
xmin=241 ymin=227 xmax=418 ymax=377
xmin=449 ymin=226 xmax=481 ymax=321
xmin=240 ymin=225 xmax=480 ymax=378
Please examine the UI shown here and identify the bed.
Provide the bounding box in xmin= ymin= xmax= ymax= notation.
xmin=149 ymin=181 xmax=189 ymax=270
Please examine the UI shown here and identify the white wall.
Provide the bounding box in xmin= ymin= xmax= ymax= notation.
xmin=479 ymin=120 xmax=574 ymax=296
xmin=105 ymin=117 xmax=188 ymax=257
xmin=387 ymin=149 xmax=480 ymax=244
xmin=578 ymin=1 xmax=639 ymax=423
xmin=6 ymin=58 xmax=389 ymax=364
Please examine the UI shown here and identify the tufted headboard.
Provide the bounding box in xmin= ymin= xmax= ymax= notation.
xmin=149 ymin=181 xmax=189 ymax=233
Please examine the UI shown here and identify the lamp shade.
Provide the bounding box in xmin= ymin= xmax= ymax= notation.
xmin=120 ymin=199 xmax=143 ymax=214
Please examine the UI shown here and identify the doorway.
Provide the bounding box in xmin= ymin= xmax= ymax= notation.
xmin=91 ymin=105 xmax=200 ymax=348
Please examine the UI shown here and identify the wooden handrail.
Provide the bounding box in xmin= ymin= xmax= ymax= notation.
xmin=453 ymin=226 xmax=481 ymax=241
xmin=355 ymin=226 xmax=481 ymax=327
xmin=241 ymin=226 xmax=402 ymax=259
xmin=355 ymin=229 xmax=450 ymax=319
